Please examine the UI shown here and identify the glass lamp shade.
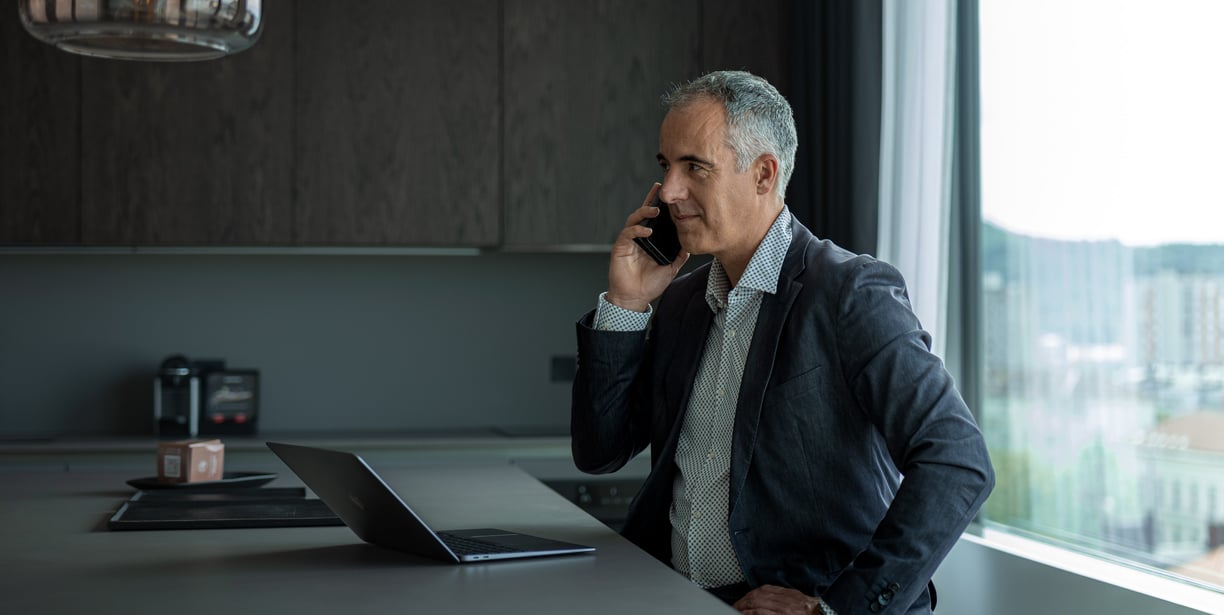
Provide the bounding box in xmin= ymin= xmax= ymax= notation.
xmin=18 ymin=0 xmax=262 ymax=61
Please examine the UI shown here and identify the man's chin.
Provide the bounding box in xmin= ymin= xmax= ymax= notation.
xmin=677 ymin=234 xmax=704 ymax=256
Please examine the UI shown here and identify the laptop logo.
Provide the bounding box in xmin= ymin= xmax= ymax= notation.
xmin=348 ymin=493 xmax=365 ymax=511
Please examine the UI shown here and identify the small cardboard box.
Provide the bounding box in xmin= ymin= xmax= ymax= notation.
xmin=157 ymin=438 xmax=225 ymax=484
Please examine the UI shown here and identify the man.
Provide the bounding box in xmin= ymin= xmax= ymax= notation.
xmin=571 ymin=70 xmax=994 ymax=614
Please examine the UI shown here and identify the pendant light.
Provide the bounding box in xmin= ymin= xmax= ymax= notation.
xmin=18 ymin=0 xmax=262 ymax=62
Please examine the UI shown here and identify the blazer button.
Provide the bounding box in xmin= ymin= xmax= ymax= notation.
xmin=878 ymin=593 xmax=891 ymax=605
xmin=869 ymin=603 xmax=882 ymax=613
xmin=889 ymin=583 xmax=900 ymax=592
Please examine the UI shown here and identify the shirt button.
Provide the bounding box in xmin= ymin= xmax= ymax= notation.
xmin=728 ymin=329 xmax=737 ymax=338
xmin=693 ymin=510 xmax=703 ymax=519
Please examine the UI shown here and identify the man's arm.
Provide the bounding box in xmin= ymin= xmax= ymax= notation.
xmin=570 ymin=309 xmax=651 ymax=474
xmin=571 ymin=184 xmax=690 ymax=474
xmin=821 ymin=258 xmax=995 ymax=613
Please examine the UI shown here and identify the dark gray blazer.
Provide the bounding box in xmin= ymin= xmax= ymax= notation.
xmin=571 ymin=220 xmax=994 ymax=614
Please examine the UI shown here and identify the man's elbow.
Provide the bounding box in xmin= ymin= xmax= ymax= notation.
xmin=962 ymin=441 xmax=996 ymax=510
xmin=571 ymin=441 xmax=629 ymax=475
xmin=981 ymin=449 xmax=997 ymax=499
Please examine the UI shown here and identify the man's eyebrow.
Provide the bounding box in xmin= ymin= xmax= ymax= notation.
xmin=657 ymin=153 xmax=715 ymax=167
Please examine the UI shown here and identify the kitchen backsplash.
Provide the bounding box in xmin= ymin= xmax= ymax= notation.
xmin=0 ymin=252 xmax=610 ymax=437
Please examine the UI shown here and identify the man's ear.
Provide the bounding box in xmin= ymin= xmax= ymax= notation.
xmin=753 ymin=154 xmax=780 ymax=196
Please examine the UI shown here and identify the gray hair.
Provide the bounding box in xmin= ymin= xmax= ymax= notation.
xmin=662 ymin=70 xmax=798 ymax=197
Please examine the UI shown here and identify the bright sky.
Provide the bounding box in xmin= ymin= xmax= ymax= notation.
xmin=980 ymin=0 xmax=1224 ymax=246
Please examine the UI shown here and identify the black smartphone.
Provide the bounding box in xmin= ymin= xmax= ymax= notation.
xmin=633 ymin=194 xmax=682 ymax=265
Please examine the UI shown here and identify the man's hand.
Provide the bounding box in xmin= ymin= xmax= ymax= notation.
xmin=733 ymin=585 xmax=824 ymax=615
xmin=605 ymin=183 xmax=690 ymax=312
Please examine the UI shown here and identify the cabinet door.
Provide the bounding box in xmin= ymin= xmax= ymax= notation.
xmin=702 ymin=0 xmax=791 ymax=95
xmin=293 ymin=0 xmax=500 ymax=246
xmin=78 ymin=0 xmax=294 ymax=245
xmin=0 ymin=12 xmax=80 ymax=245
xmin=503 ymin=0 xmax=792 ymax=249
xmin=502 ymin=0 xmax=702 ymax=249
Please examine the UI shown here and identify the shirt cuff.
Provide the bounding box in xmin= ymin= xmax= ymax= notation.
xmin=593 ymin=292 xmax=652 ymax=331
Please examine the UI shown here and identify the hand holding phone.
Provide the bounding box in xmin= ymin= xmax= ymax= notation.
xmin=606 ymin=186 xmax=688 ymax=313
xmin=632 ymin=193 xmax=682 ymax=265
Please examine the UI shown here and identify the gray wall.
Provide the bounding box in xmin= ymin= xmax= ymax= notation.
xmin=0 ymin=252 xmax=611 ymax=437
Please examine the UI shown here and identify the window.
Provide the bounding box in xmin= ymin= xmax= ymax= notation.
xmin=979 ymin=0 xmax=1224 ymax=591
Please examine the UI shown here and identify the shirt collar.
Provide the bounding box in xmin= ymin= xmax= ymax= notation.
xmin=705 ymin=207 xmax=793 ymax=312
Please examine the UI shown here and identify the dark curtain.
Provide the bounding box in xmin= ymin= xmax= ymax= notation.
xmin=785 ymin=0 xmax=882 ymax=257
xmin=785 ymin=0 xmax=983 ymax=411
xmin=946 ymin=0 xmax=983 ymax=412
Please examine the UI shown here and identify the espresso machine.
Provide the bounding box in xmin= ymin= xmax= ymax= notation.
xmin=154 ymin=355 xmax=259 ymax=438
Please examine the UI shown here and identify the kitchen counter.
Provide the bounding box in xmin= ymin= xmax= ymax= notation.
xmin=0 ymin=427 xmax=567 ymax=453
xmin=0 ymin=463 xmax=725 ymax=614
xmin=0 ymin=429 xmax=651 ymax=481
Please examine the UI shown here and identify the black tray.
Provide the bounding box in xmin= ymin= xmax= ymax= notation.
xmin=132 ymin=487 xmax=306 ymax=502
xmin=108 ymin=498 xmax=341 ymax=531
xmin=126 ymin=471 xmax=277 ymax=490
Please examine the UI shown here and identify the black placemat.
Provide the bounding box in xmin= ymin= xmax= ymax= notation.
xmin=108 ymin=492 xmax=342 ymax=531
xmin=131 ymin=487 xmax=307 ymax=502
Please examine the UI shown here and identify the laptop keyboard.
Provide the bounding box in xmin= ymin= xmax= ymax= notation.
xmin=438 ymin=532 xmax=522 ymax=555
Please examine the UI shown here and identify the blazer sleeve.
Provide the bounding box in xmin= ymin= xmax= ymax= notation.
xmin=570 ymin=310 xmax=654 ymax=474
xmin=821 ymin=258 xmax=995 ymax=614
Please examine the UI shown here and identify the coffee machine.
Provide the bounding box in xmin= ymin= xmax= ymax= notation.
xmin=154 ymin=355 xmax=259 ymax=438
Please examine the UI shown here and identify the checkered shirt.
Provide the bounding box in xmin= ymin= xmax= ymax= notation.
xmin=594 ymin=207 xmax=793 ymax=588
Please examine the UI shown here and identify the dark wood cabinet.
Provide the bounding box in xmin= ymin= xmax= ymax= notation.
xmin=702 ymin=0 xmax=792 ymax=93
xmin=78 ymin=0 xmax=294 ymax=245
xmin=0 ymin=12 xmax=80 ymax=245
xmin=502 ymin=0 xmax=792 ymax=249
xmin=1 ymin=0 xmax=788 ymax=249
xmin=293 ymin=0 xmax=500 ymax=246
xmin=502 ymin=0 xmax=702 ymax=248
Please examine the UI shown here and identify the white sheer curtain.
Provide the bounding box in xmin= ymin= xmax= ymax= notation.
xmin=876 ymin=0 xmax=958 ymax=357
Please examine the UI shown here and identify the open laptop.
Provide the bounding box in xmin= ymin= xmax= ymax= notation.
xmin=266 ymin=442 xmax=595 ymax=563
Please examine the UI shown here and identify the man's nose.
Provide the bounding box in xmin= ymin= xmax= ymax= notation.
xmin=658 ymin=176 xmax=685 ymax=204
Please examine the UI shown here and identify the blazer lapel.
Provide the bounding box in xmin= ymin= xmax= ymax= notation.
xmin=661 ymin=284 xmax=715 ymax=453
xmin=728 ymin=228 xmax=810 ymax=514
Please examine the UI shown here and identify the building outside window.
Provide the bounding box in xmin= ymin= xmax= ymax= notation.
xmin=979 ymin=0 xmax=1224 ymax=590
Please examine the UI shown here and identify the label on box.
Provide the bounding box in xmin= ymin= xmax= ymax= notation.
xmin=157 ymin=439 xmax=224 ymax=483
xmin=163 ymin=454 xmax=182 ymax=478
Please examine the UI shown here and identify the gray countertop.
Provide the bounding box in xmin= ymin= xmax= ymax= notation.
xmin=0 ymin=430 xmax=652 ymax=481
xmin=0 ymin=463 xmax=725 ymax=614
xmin=0 ymin=428 xmax=569 ymax=453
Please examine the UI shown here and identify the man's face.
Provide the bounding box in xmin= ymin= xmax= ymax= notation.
xmin=656 ymin=98 xmax=770 ymax=262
